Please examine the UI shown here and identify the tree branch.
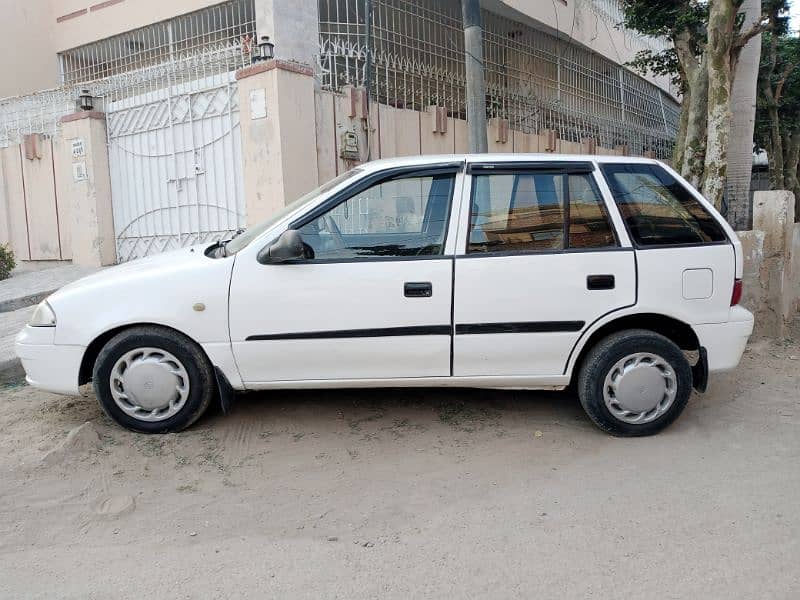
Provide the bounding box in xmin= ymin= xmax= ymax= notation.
xmin=734 ymin=19 xmax=771 ymax=51
xmin=775 ymin=61 xmax=797 ymax=103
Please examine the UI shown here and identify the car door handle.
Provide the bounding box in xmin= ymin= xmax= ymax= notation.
xmin=587 ymin=274 xmax=615 ymax=290
xmin=404 ymin=282 xmax=433 ymax=298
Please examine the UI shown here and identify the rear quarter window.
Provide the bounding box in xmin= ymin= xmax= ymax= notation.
xmin=601 ymin=163 xmax=727 ymax=246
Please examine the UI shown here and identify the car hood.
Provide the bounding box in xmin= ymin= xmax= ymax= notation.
xmin=52 ymin=244 xmax=216 ymax=299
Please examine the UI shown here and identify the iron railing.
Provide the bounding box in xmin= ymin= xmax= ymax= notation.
xmin=0 ymin=0 xmax=255 ymax=147
xmin=317 ymin=0 xmax=680 ymax=159
xmin=58 ymin=0 xmax=256 ymax=86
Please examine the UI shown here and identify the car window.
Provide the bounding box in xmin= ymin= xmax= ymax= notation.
xmin=568 ymin=174 xmax=617 ymax=249
xmin=297 ymin=173 xmax=455 ymax=260
xmin=467 ymin=171 xmax=616 ymax=253
xmin=224 ymin=168 xmax=362 ymax=255
xmin=601 ymin=163 xmax=727 ymax=246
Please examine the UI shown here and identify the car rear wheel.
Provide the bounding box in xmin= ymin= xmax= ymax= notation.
xmin=93 ymin=326 xmax=215 ymax=433
xmin=577 ymin=329 xmax=692 ymax=437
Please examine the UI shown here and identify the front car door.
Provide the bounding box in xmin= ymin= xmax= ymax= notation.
xmin=229 ymin=163 xmax=462 ymax=386
xmin=452 ymin=161 xmax=637 ymax=379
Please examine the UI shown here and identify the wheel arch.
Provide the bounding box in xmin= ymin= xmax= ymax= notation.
xmin=566 ymin=312 xmax=700 ymax=384
xmin=78 ymin=322 xmax=212 ymax=386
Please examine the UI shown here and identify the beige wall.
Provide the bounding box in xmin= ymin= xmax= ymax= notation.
xmin=0 ymin=0 xmax=225 ymax=98
xmin=0 ymin=0 xmax=58 ymax=97
xmin=0 ymin=115 xmax=117 ymax=266
xmin=238 ymin=62 xmax=319 ymax=224
xmin=0 ymin=136 xmax=70 ymax=260
xmin=314 ymin=89 xmax=629 ymax=181
xmin=50 ymin=0 xmax=223 ymax=53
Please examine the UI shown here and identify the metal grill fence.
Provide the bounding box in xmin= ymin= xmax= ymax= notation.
xmin=0 ymin=0 xmax=255 ymax=147
xmin=58 ymin=0 xmax=255 ymax=86
xmin=318 ymin=0 xmax=680 ymax=159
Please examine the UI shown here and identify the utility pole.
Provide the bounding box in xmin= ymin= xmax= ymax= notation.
xmin=461 ymin=0 xmax=488 ymax=153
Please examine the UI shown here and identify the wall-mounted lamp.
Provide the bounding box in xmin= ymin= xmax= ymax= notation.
xmin=254 ymin=35 xmax=275 ymax=62
xmin=77 ymin=89 xmax=94 ymax=111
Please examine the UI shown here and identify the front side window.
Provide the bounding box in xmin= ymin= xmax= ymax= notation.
xmin=601 ymin=163 xmax=727 ymax=246
xmin=224 ymin=169 xmax=362 ymax=255
xmin=468 ymin=170 xmax=617 ymax=253
xmin=297 ymin=173 xmax=455 ymax=260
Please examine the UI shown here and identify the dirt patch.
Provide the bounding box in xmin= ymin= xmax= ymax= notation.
xmin=0 ymin=335 xmax=798 ymax=598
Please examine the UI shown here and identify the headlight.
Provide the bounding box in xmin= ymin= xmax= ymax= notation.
xmin=29 ymin=301 xmax=56 ymax=327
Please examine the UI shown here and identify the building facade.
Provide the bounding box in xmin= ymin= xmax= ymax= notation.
xmin=0 ymin=0 xmax=681 ymax=266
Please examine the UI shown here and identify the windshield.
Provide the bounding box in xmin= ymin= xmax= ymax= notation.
xmin=224 ymin=169 xmax=363 ymax=255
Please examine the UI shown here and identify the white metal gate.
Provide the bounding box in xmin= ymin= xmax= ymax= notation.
xmin=107 ymin=78 xmax=245 ymax=262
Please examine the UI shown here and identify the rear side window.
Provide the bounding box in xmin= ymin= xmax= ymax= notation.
xmin=601 ymin=163 xmax=727 ymax=246
xmin=468 ymin=171 xmax=617 ymax=253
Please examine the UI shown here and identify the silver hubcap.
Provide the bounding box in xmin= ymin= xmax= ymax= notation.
xmin=603 ymin=352 xmax=678 ymax=425
xmin=109 ymin=348 xmax=190 ymax=422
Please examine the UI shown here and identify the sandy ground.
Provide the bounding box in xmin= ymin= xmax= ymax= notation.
xmin=1 ymin=336 xmax=799 ymax=599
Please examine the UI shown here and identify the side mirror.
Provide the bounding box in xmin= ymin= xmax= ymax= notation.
xmin=257 ymin=229 xmax=306 ymax=264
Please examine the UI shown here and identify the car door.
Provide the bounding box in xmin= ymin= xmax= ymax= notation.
xmin=452 ymin=161 xmax=637 ymax=378
xmin=228 ymin=164 xmax=462 ymax=385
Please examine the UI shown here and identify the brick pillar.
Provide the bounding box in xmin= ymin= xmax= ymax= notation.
xmin=236 ymin=60 xmax=319 ymax=225
xmin=59 ymin=112 xmax=117 ymax=266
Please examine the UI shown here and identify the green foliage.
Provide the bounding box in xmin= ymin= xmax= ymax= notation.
xmin=618 ymin=1 xmax=707 ymax=90
xmin=618 ymin=0 xmax=707 ymax=43
xmin=0 ymin=244 xmax=15 ymax=281
xmin=627 ymin=49 xmax=683 ymax=89
xmin=755 ymin=32 xmax=800 ymax=152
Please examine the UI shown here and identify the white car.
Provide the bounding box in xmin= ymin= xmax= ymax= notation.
xmin=16 ymin=155 xmax=754 ymax=436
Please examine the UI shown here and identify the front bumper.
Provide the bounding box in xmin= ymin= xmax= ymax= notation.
xmin=694 ymin=306 xmax=755 ymax=373
xmin=15 ymin=326 xmax=84 ymax=395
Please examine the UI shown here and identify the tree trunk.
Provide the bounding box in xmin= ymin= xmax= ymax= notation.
xmin=701 ymin=0 xmax=737 ymax=210
xmin=673 ymin=30 xmax=708 ymax=187
xmin=765 ymin=103 xmax=785 ymax=189
xmin=673 ymin=87 xmax=690 ymax=169
xmin=682 ymin=55 xmax=709 ymax=187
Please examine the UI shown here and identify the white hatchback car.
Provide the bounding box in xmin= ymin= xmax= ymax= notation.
xmin=17 ymin=154 xmax=754 ymax=436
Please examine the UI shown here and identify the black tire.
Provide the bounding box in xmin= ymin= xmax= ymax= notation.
xmin=577 ymin=329 xmax=692 ymax=437
xmin=92 ymin=326 xmax=216 ymax=433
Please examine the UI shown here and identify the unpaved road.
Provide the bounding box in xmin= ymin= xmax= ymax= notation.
xmin=1 ymin=336 xmax=799 ymax=599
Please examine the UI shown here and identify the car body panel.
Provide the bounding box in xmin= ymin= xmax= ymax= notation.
xmin=453 ymin=250 xmax=636 ymax=376
xmin=47 ymin=245 xmax=234 ymax=348
xmin=229 ymin=258 xmax=454 ymax=382
xmin=14 ymin=153 xmax=754 ymax=400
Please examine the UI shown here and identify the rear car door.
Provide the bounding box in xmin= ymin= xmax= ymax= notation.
xmin=453 ymin=161 xmax=636 ymax=377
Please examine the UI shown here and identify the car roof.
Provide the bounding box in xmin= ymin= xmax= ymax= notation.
xmin=357 ymin=153 xmax=661 ymax=174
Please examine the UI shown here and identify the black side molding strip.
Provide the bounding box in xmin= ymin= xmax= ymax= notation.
xmin=246 ymin=325 xmax=452 ymax=341
xmin=456 ymin=321 xmax=585 ymax=335
xmin=246 ymin=321 xmax=585 ymax=341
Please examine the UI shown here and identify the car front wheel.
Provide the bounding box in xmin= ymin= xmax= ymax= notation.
xmin=577 ymin=329 xmax=692 ymax=436
xmin=93 ymin=326 xmax=215 ymax=433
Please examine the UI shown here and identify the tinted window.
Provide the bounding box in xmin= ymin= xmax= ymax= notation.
xmin=568 ymin=174 xmax=617 ymax=249
xmin=468 ymin=171 xmax=616 ymax=253
xmin=601 ymin=163 xmax=727 ymax=246
xmin=298 ymin=174 xmax=454 ymax=260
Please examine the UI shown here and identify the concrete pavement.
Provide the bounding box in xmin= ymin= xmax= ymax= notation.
xmin=0 ymin=264 xmax=98 ymax=313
